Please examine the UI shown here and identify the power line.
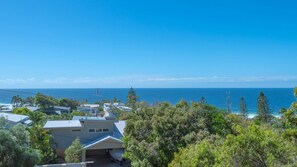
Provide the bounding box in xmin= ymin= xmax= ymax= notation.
xmin=0 ymin=89 xmax=35 ymax=95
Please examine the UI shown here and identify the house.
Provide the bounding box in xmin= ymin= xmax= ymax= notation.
xmin=43 ymin=116 xmax=126 ymax=161
xmin=26 ymin=106 xmax=39 ymax=112
xmin=54 ymin=106 xmax=71 ymax=114
xmin=103 ymin=103 xmax=132 ymax=118
xmin=77 ymin=104 xmax=100 ymax=116
xmin=0 ymin=113 xmax=32 ymax=126
xmin=0 ymin=103 xmax=13 ymax=112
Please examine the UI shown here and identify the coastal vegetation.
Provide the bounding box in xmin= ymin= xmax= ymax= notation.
xmin=123 ymin=88 xmax=297 ymax=167
xmin=65 ymin=138 xmax=83 ymax=163
xmin=1 ymin=88 xmax=297 ymax=166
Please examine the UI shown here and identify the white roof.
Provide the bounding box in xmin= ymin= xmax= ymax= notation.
xmin=44 ymin=120 xmax=82 ymax=129
xmin=81 ymin=104 xmax=99 ymax=108
xmin=114 ymin=121 xmax=126 ymax=136
xmin=0 ymin=113 xmax=29 ymax=123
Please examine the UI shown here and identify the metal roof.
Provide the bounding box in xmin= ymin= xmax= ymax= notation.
xmin=44 ymin=120 xmax=82 ymax=129
xmin=0 ymin=113 xmax=29 ymax=123
xmin=72 ymin=116 xmax=106 ymax=121
xmin=83 ymin=135 xmax=123 ymax=149
xmin=114 ymin=121 xmax=126 ymax=137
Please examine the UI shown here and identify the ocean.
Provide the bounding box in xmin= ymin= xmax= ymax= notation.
xmin=0 ymin=88 xmax=295 ymax=114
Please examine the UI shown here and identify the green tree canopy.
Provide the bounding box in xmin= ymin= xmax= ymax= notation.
xmin=123 ymin=102 xmax=231 ymax=167
xmin=239 ymin=97 xmax=248 ymax=117
xmin=65 ymin=138 xmax=84 ymax=163
xmin=170 ymin=124 xmax=297 ymax=167
xmin=35 ymin=93 xmax=58 ymax=110
xmin=0 ymin=124 xmax=40 ymax=167
xmin=29 ymin=125 xmax=56 ymax=164
xmin=58 ymin=98 xmax=80 ymax=110
xmin=126 ymin=87 xmax=138 ymax=110
xmin=257 ymin=92 xmax=272 ymax=123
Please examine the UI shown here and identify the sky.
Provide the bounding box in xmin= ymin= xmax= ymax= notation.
xmin=0 ymin=0 xmax=296 ymax=88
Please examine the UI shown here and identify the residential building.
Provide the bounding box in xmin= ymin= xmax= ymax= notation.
xmin=77 ymin=104 xmax=100 ymax=116
xmin=0 ymin=112 xmax=32 ymax=126
xmin=43 ymin=116 xmax=126 ymax=161
xmin=0 ymin=103 xmax=13 ymax=112
xmin=103 ymin=103 xmax=132 ymax=118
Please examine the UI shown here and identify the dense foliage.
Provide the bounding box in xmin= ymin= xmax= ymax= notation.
xmin=65 ymin=138 xmax=83 ymax=163
xmin=0 ymin=122 xmax=40 ymax=167
xmin=257 ymin=91 xmax=272 ymax=122
xmin=124 ymin=87 xmax=297 ymax=167
xmin=126 ymin=87 xmax=138 ymax=110
xmin=123 ymin=101 xmax=232 ymax=166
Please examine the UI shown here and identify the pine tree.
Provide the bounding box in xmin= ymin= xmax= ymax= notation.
xmin=239 ymin=97 xmax=247 ymax=117
xmin=257 ymin=92 xmax=271 ymax=122
xmin=200 ymin=96 xmax=207 ymax=105
xmin=127 ymin=87 xmax=138 ymax=110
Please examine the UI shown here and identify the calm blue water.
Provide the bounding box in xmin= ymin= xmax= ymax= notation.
xmin=0 ymin=88 xmax=295 ymax=114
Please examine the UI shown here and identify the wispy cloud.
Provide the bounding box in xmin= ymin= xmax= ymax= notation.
xmin=0 ymin=76 xmax=297 ymax=88
xmin=0 ymin=78 xmax=36 ymax=84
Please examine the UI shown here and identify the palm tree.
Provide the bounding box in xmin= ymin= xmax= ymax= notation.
xmin=11 ymin=95 xmax=23 ymax=107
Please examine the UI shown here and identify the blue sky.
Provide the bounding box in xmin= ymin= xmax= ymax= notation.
xmin=0 ymin=0 xmax=296 ymax=88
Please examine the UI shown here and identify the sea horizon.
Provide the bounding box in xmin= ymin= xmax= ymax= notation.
xmin=1 ymin=88 xmax=295 ymax=114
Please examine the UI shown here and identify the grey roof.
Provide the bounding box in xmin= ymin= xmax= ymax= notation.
xmin=0 ymin=113 xmax=29 ymax=123
xmin=72 ymin=116 xmax=106 ymax=121
xmin=54 ymin=106 xmax=71 ymax=110
xmin=83 ymin=134 xmax=123 ymax=149
xmin=44 ymin=120 xmax=82 ymax=129
xmin=114 ymin=121 xmax=126 ymax=137
xmin=26 ymin=106 xmax=39 ymax=112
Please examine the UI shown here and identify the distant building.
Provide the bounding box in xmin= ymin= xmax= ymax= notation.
xmin=43 ymin=116 xmax=126 ymax=161
xmin=103 ymin=103 xmax=132 ymax=118
xmin=0 ymin=113 xmax=32 ymax=126
xmin=77 ymin=104 xmax=100 ymax=116
xmin=0 ymin=103 xmax=13 ymax=112
xmin=54 ymin=106 xmax=71 ymax=114
xmin=26 ymin=106 xmax=39 ymax=112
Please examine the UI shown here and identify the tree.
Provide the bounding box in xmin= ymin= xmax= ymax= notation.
xmin=11 ymin=95 xmax=23 ymax=107
xmin=281 ymin=87 xmax=297 ymax=142
xmin=28 ymin=112 xmax=47 ymax=126
xmin=65 ymin=138 xmax=83 ymax=163
xmin=176 ymin=99 xmax=188 ymax=108
xmin=123 ymin=102 xmax=230 ymax=167
xmin=58 ymin=98 xmax=80 ymax=111
xmin=29 ymin=125 xmax=56 ymax=164
xmin=0 ymin=124 xmax=40 ymax=167
xmin=169 ymin=140 xmax=217 ymax=167
xmin=126 ymin=87 xmax=138 ymax=110
xmin=257 ymin=92 xmax=271 ymax=122
xmin=24 ymin=96 xmax=35 ymax=106
xmin=239 ymin=97 xmax=248 ymax=117
xmin=199 ymin=96 xmax=207 ymax=105
xmin=216 ymin=124 xmax=297 ymax=167
xmin=170 ymin=123 xmax=297 ymax=167
xmin=13 ymin=107 xmax=31 ymax=115
xmin=35 ymin=93 xmax=58 ymax=110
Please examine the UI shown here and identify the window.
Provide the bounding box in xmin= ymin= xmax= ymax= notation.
xmin=96 ymin=128 xmax=102 ymax=133
xmin=72 ymin=129 xmax=81 ymax=132
xmin=103 ymin=128 xmax=109 ymax=132
xmin=89 ymin=129 xmax=95 ymax=133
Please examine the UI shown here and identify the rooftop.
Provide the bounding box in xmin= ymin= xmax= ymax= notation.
xmin=44 ymin=120 xmax=82 ymax=129
xmin=0 ymin=113 xmax=29 ymax=123
xmin=72 ymin=116 xmax=106 ymax=121
xmin=114 ymin=121 xmax=126 ymax=137
xmin=81 ymin=104 xmax=100 ymax=108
